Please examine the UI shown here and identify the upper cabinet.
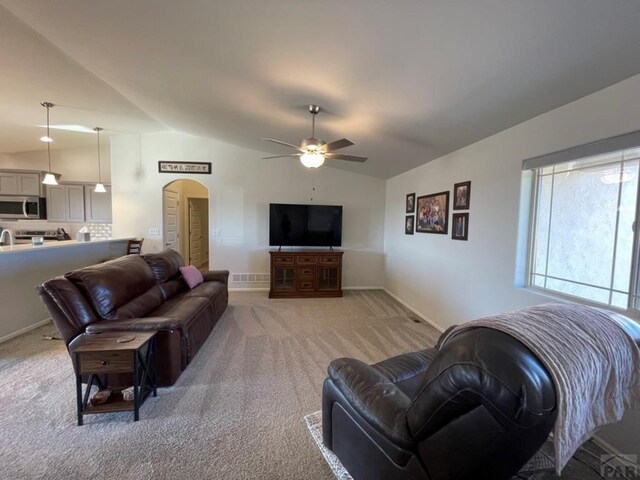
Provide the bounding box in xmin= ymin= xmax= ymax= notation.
xmin=46 ymin=184 xmax=112 ymax=223
xmin=47 ymin=184 xmax=85 ymax=222
xmin=0 ymin=172 xmax=41 ymax=196
xmin=84 ymin=185 xmax=112 ymax=223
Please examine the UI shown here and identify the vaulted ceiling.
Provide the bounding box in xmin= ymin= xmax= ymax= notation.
xmin=2 ymin=1 xmax=640 ymax=178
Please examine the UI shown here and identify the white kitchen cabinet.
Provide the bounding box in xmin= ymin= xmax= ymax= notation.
xmin=84 ymin=185 xmax=112 ymax=223
xmin=46 ymin=184 xmax=86 ymax=222
xmin=0 ymin=172 xmax=41 ymax=196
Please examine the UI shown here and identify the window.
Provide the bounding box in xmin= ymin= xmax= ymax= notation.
xmin=528 ymin=143 xmax=640 ymax=311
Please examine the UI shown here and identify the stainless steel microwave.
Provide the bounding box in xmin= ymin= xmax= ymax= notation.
xmin=0 ymin=196 xmax=47 ymax=219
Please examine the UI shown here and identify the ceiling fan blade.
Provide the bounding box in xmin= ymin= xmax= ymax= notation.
xmin=326 ymin=153 xmax=368 ymax=163
xmin=262 ymin=154 xmax=302 ymax=159
xmin=261 ymin=138 xmax=304 ymax=151
xmin=323 ymin=138 xmax=354 ymax=152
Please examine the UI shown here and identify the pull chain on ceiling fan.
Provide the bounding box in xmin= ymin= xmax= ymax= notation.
xmin=261 ymin=105 xmax=367 ymax=168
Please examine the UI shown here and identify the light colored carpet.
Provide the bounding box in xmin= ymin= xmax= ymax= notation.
xmin=0 ymin=290 xmax=441 ymax=480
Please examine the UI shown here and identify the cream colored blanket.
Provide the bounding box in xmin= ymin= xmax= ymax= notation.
xmin=442 ymin=303 xmax=640 ymax=474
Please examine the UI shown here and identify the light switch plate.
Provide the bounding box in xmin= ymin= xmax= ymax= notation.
xmin=148 ymin=228 xmax=160 ymax=236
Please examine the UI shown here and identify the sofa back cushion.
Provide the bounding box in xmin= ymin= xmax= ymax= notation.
xmin=66 ymin=255 xmax=163 ymax=320
xmin=142 ymin=249 xmax=185 ymax=283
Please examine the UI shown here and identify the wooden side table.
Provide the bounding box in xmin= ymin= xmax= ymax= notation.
xmin=70 ymin=331 xmax=157 ymax=425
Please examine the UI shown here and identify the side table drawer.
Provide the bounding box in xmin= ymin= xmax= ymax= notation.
xmin=78 ymin=351 xmax=132 ymax=374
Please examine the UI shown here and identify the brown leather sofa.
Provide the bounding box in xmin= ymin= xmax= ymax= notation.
xmin=36 ymin=249 xmax=229 ymax=386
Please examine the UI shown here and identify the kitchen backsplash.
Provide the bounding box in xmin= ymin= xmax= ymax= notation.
xmin=0 ymin=220 xmax=112 ymax=240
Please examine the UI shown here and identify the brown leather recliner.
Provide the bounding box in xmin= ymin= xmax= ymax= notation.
xmin=36 ymin=249 xmax=229 ymax=386
xmin=322 ymin=328 xmax=558 ymax=480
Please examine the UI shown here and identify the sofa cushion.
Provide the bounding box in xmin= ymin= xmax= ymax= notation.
xmin=142 ymin=249 xmax=185 ymax=283
xmin=158 ymin=278 xmax=189 ymax=300
xmin=148 ymin=293 xmax=210 ymax=321
xmin=66 ymin=255 xmax=161 ymax=320
xmin=185 ymin=281 xmax=226 ymax=300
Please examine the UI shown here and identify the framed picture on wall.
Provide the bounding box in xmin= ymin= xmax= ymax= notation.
xmin=453 ymin=181 xmax=471 ymax=210
xmin=405 ymin=215 xmax=414 ymax=235
xmin=416 ymin=191 xmax=450 ymax=234
xmin=452 ymin=213 xmax=469 ymax=241
xmin=406 ymin=193 xmax=416 ymax=213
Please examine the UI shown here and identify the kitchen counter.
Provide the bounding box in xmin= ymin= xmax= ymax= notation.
xmin=0 ymin=237 xmax=132 ymax=342
xmin=0 ymin=237 xmax=131 ymax=254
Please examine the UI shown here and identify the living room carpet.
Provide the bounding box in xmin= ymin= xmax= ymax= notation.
xmin=0 ymin=290 xmax=610 ymax=479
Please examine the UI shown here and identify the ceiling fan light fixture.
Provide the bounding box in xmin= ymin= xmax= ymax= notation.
xmin=300 ymin=152 xmax=325 ymax=168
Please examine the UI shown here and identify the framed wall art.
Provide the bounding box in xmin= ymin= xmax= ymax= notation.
xmin=416 ymin=191 xmax=450 ymax=234
xmin=405 ymin=215 xmax=414 ymax=235
xmin=453 ymin=181 xmax=471 ymax=210
xmin=406 ymin=193 xmax=416 ymax=213
xmin=452 ymin=213 xmax=469 ymax=241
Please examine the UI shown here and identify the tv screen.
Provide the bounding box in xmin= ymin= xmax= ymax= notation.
xmin=269 ymin=204 xmax=343 ymax=247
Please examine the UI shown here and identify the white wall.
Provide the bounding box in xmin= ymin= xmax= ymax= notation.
xmin=384 ymin=73 xmax=640 ymax=456
xmin=110 ymin=132 xmax=386 ymax=288
xmin=0 ymin=144 xmax=111 ymax=183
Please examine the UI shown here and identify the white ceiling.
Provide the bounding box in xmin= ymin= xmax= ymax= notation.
xmin=2 ymin=1 xmax=640 ymax=178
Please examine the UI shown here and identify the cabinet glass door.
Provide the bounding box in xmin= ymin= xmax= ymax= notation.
xmin=273 ymin=267 xmax=295 ymax=290
xmin=317 ymin=267 xmax=339 ymax=290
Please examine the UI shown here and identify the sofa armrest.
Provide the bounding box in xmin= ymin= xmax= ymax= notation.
xmin=86 ymin=316 xmax=184 ymax=333
xmin=202 ymin=270 xmax=229 ymax=285
xmin=328 ymin=358 xmax=414 ymax=445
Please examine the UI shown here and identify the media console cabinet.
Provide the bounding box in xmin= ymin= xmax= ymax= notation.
xmin=269 ymin=250 xmax=343 ymax=298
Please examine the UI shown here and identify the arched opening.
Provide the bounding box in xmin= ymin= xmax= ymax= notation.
xmin=162 ymin=179 xmax=210 ymax=268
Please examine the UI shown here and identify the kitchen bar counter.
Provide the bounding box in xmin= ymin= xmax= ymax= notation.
xmin=0 ymin=237 xmax=131 ymax=342
xmin=0 ymin=237 xmax=132 ymax=254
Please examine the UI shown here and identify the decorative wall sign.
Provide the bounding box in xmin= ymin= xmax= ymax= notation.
xmin=405 ymin=215 xmax=414 ymax=235
xmin=416 ymin=191 xmax=450 ymax=234
xmin=453 ymin=181 xmax=471 ymax=210
xmin=452 ymin=213 xmax=469 ymax=241
xmin=158 ymin=161 xmax=212 ymax=174
xmin=406 ymin=193 xmax=416 ymax=213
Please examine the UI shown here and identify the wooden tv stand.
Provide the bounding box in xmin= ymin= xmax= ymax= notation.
xmin=269 ymin=250 xmax=343 ymax=298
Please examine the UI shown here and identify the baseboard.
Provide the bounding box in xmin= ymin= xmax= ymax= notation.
xmin=228 ymin=287 xmax=270 ymax=292
xmin=383 ymin=288 xmax=445 ymax=333
xmin=0 ymin=318 xmax=52 ymax=344
xmin=343 ymin=286 xmax=385 ymax=290
xmin=229 ymin=286 xmax=384 ymax=292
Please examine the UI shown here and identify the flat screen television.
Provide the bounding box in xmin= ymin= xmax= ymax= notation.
xmin=269 ymin=203 xmax=343 ymax=247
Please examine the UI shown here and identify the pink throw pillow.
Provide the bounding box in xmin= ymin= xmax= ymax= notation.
xmin=179 ymin=265 xmax=204 ymax=289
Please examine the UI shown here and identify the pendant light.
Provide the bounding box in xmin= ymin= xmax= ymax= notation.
xmin=41 ymin=102 xmax=58 ymax=185
xmin=93 ymin=127 xmax=106 ymax=193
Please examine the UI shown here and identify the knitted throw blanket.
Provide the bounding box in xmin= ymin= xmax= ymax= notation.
xmin=442 ymin=303 xmax=640 ymax=474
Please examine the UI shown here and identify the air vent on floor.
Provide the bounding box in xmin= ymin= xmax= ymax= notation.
xmin=230 ymin=273 xmax=270 ymax=287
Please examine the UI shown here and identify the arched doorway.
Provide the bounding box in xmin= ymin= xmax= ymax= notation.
xmin=162 ymin=179 xmax=210 ymax=268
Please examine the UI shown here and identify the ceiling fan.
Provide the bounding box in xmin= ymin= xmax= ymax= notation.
xmin=261 ymin=105 xmax=367 ymax=168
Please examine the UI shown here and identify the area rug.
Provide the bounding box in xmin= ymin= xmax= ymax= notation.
xmin=304 ymin=410 xmax=555 ymax=479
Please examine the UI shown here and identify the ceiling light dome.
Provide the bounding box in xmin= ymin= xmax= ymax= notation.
xmin=300 ymin=152 xmax=325 ymax=168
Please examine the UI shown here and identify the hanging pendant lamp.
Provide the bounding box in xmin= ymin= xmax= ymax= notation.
xmin=93 ymin=127 xmax=106 ymax=193
xmin=41 ymin=102 xmax=58 ymax=186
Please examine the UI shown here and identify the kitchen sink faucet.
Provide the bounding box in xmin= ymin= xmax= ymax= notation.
xmin=0 ymin=229 xmax=14 ymax=246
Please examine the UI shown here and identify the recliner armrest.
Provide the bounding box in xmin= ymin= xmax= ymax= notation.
xmin=328 ymin=358 xmax=414 ymax=446
xmin=202 ymin=270 xmax=229 ymax=285
xmin=85 ymin=316 xmax=184 ymax=333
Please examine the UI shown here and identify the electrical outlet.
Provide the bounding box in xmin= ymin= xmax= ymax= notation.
xmin=212 ymin=228 xmax=220 ymax=237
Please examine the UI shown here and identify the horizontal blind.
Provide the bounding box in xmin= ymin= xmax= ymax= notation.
xmin=522 ymin=129 xmax=640 ymax=171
